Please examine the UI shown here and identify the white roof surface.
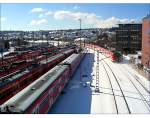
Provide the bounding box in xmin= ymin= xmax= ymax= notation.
xmin=40 ymin=53 xmax=64 ymax=64
xmin=61 ymin=54 xmax=79 ymax=64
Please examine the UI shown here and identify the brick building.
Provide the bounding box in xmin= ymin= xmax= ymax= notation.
xmin=115 ymin=23 xmax=142 ymax=53
xmin=141 ymin=15 xmax=150 ymax=69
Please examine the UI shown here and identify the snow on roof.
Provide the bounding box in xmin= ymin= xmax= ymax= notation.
xmin=40 ymin=53 xmax=64 ymax=64
xmin=135 ymin=58 xmax=141 ymax=64
xmin=40 ymin=49 xmax=74 ymax=64
xmin=136 ymin=51 xmax=141 ymax=55
xmin=62 ymin=49 xmax=74 ymax=54
xmin=123 ymin=55 xmax=131 ymax=60
xmin=128 ymin=54 xmax=139 ymax=58
xmin=0 ymin=52 xmax=11 ymax=58
xmin=74 ymin=38 xmax=87 ymax=41
xmin=61 ymin=54 xmax=79 ymax=64
xmin=8 ymin=70 xmax=29 ymax=82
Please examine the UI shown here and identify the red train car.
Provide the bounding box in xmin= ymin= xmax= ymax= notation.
xmin=0 ymin=47 xmax=57 ymax=68
xmin=0 ymin=49 xmax=75 ymax=105
xmin=0 ymin=47 xmax=58 ymax=78
xmin=0 ymin=50 xmax=86 ymax=114
xmin=85 ymin=44 xmax=118 ymax=62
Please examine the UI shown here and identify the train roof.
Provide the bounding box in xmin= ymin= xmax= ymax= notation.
xmin=81 ymin=49 xmax=87 ymax=54
xmin=9 ymin=70 xmax=29 ymax=82
xmin=0 ymin=70 xmax=29 ymax=87
xmin=40 ymin=53 xmax=64 ymax=64
xmin=61 ymin=54 xmax=79 ymax=65
xmin=61 ymin=49 xmax=87 ymax=65
xmin=40 ymin=49 xmax=74 ymax=64
xmin=62 ymin=49 xmax=74 ymax=54
xmin=0 ymin=65 xmax=68 ymax=113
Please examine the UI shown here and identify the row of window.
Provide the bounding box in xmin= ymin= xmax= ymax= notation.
xmin=118 ymin=24 xmax=142 ymax=30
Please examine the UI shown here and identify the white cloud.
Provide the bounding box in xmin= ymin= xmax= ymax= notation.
xmin=54 ymin=11 xmax=87 ymax=20
xmin=73 ymin=5 xmax=80 ymax=10
xmin=30 ymin=8 xmax=46 ymax=13
xmin=0 ymin=17 xmax=6 ymax=22
xmin=38 ymin=11 xmax=53 ymax=18
xmin=39 ymin=14 xmax=44 ymax=18
xmin=45 ymin=11 xmax=53 ymax=16
xmin=30 ymin=19 xmax=47 ymax=26
xmin=29 ymin=9 xmax=141 ymax=28
xmin=53 ymin=10 xmax=140 ymax=28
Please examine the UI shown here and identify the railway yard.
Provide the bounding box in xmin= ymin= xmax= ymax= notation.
xmin=0 ymin=42 xmax=149 ymax=114
xmin=49 ymin=47 xmax=150 ymax=114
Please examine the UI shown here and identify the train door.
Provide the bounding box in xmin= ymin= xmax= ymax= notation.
xmin=49 ymin=96 xmax=53 ymax=109
xmin=32 ymin=106 xmax=39 ymax=114
xmin=49 ymin=87 xmax=54 ymax=107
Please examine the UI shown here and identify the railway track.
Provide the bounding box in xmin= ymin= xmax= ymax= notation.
xmin=123 ymin=66 xmax=150 ymax=95
xmin=98 ymin=53 xmax=131 ymax=114
xmin=117 ymin=66 xmax=150 ymax=112
xmin=88 ymin=48 xmax=149 ymax=113
xmin=100 ymin=57 xmax=118 ymax=113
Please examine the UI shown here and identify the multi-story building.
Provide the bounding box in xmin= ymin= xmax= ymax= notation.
xmin=0 ymin=40 xmax=5 ymax=51
xmin=115 ymin=23 xmax=142 ymax=53
xmin=0 ymin=39 xmax=9 ymax=52
xmin=141 ymin=15 xmax=150 ymax=69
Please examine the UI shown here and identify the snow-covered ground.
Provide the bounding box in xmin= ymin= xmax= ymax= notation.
xmin=28 ymin=40 xmax=67 ymax=46
xmin=48 ymin=48 xmax=150 ymax=114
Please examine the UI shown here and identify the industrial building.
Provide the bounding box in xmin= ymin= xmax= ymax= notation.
xmin=115 ymin=23 xmax=142 ymax=53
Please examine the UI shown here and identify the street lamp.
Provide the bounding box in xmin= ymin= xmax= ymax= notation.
xmin=78 ymin=18 xmax=82 ymax=81
xmin=79 ymin=18 xmax=81 ymax=49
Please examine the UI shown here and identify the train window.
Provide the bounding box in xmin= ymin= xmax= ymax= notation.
xmin=60 ymin=74 xmax=66 ymax=84
xmin=49 ymin=88 xmax=53 ymax=95
xmin=32 ymin=106 xmax=39 ymax=114
xmin=52 ymin=85 xmax=59 ymax=97
xmin=39 ymin=96 xmax=49 ymax=112
xmin=58 ymin=76 xmax=62 ymax=83
xmin=49 ymin=98 xmax=53 ymax=107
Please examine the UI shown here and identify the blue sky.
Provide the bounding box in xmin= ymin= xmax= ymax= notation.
xmin=0 ymin=3 xmax=149 ymax=31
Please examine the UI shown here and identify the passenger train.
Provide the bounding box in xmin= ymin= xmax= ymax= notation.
xmin=0 ymin=49 xmax=75 ymax=105
xmin=0 ymin=46 xmax=58 ymax=78
xmin=0 ymin=50 xmax=86 ymax=113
